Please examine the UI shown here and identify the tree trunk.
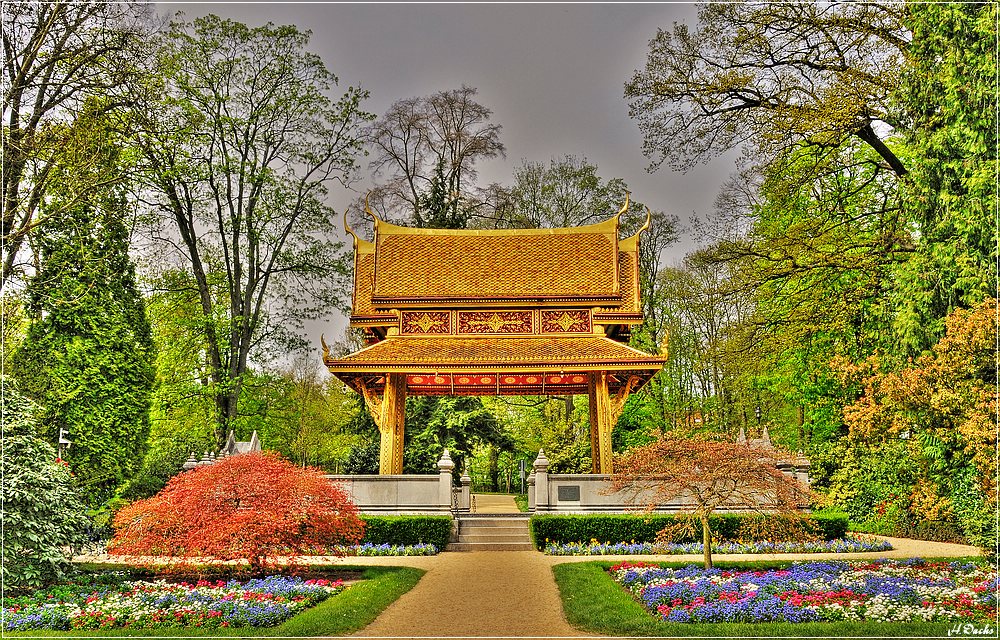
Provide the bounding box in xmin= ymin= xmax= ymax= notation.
xmin=701 ymin=513 xmax=713 ymax=569
xmin=562 ymin=395 xmax=574 ymax=421
xmin=487 ymin=445 xmax=500 ymax=492
xmin=796 ymin=405 xmax=805 ymax=449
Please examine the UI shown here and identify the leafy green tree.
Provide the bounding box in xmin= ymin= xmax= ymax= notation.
xmin=404 ymin=396 xmax=510 ymax=479
xmin=11 ymin=107 xmax=155 ymax=505
xmin=137 ymin=16 xmax=373 ymax=444
xmin=830 ymin=299 xmax=997 ymax=551
xmin=1 ymin=384 xmax=90 ymax=587
xmin=893 ymin=2 xmax=998 ymax=351
xmin=488 ymin=155 xmax=641 ymax=229
xmin=415 ymin=158 xmax=467 ymax=229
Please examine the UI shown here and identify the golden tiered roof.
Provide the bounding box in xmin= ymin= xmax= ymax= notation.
xmin=371 ymin=218 xmax=620 ymax=303
xmin=328 ymin=196 xmax=662 ymax=396
xmin=347 ymin=199 xmax=646 ymax=328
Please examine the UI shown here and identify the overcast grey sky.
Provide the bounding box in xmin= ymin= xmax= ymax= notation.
xmin=160 ymin=2 xmax=740 ymax=343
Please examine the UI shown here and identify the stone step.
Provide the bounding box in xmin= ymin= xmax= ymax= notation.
xmin=458 ymin=525 xmax=529 ymax=534
xmin=458 ymin=516 xmax=530 ymax=524
xmin=458 ymin=533 xmax=532 ymax=543
xmin=447 ymin=541 xmax=536 ymax=552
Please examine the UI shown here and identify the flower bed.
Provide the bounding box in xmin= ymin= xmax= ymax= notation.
xmin=610 ymin=559 xmax=999 ymax=623
xmin=546 ymin=535 xmax=893 ymax=556
xmin=3 ymin=575 xmax=344 ymax=631
xmin=340 ymin=543 xmax=438 ymax=556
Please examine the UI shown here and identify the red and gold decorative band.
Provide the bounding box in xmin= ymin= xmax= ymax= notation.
xmin=541 ymin=309 xmax=591 ymax=333
xmin=457 ymin=310 xmax=532 ymax=334
xmin=400 ymin=311 xmax=451 ymax=334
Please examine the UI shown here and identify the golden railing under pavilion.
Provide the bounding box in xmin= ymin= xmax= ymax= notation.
xmin=323 ymin=195 xmax=665 ymax=475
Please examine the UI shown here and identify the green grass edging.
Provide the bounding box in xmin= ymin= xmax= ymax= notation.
xmin=551 ymin=560 xmax=970 ymax=637
xmin=4 ymin=565 xmax=424 ymax=637
xmin=361 ymin=515 xmax=452 ymax=550
xmin=530 ymin=513 xmax=848 ymax=549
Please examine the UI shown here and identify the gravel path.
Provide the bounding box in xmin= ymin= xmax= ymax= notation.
xmin=350 ymin=551 xmax=588 ymax=639
xmin=471 ymin=493 xmax=520 ymax=514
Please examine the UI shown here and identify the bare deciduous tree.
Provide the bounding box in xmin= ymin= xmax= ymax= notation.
xmin=366 ymin=85 xmax=504 ymax=222
xmin=626 ymin=2 xmax=908 ymax=177
xmin=2 ymin=1 xmax=148 ymax=288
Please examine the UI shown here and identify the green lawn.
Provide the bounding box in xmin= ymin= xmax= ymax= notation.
xmin=552 ymin=559 xmax=988 ymax=638
xmin=5 ymin=564 xmax=423 ymax=637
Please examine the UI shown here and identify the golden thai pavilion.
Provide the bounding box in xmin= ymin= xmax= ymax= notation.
xmin=324 ymin=196 xmax=665 ymax=475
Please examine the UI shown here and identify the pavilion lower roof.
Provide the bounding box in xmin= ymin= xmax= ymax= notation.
xmin=324 ymin=335 xmax=664 ymax=396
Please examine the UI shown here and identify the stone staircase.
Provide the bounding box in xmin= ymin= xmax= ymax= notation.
xmin=449 ymin=514 xmax=535 ymax=552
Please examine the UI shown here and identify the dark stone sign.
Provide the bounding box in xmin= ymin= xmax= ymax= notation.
xmin=557 ymin=485 xmax=581 ymax=501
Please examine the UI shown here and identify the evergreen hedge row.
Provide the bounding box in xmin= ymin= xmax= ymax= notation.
xmin=528 ymin=513 xmax=849 ymax=550
xmin=360 ymin=515 xmax=452 ymax=550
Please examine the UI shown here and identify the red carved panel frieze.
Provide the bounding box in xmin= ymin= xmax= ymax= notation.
xmin=541 ymin=310 xmax=592 ymax=333
xmin=400 ymin=311 xmax=451 ymax=334
xmin=457 ymin=310 xmax=533 ymax=334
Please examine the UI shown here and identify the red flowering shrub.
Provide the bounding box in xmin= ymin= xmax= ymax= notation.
xmin=109 ymin=452 xmax=364 ymax=572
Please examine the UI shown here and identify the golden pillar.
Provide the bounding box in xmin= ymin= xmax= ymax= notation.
xmin=588 ymin=375 xmax=601 ymax=473
xmin=358 ymin=373 xmax=407 ymax=475
xmin=588 ymin=371 xmax=642 ymax=474
xmin=589 ymin=371 xmax=614 ymax=474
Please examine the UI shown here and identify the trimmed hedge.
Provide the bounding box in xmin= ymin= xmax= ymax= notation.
xmin=529 ymin=513 xmax=849 ymax=550
xmin=360 ymin=515 xmax=452 ymax=550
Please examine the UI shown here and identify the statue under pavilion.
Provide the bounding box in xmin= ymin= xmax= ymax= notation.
xmin=324 ymin=196 xmax=665 ymax=475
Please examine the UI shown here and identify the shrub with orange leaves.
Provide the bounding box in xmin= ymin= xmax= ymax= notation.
xmin=109 ymin=451 xmax=364 ymax=572
xmin=829 ymin=299 xmax=997 ymax=552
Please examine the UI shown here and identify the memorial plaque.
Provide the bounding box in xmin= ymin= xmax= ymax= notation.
xmin=557 ymin=485 xmax=581 ymax=502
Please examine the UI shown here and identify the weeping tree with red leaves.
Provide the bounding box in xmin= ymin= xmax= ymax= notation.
xmin=611 ymin=435 xmax=813 ymax=568
xmin=110 ymin=452 xmax=364 ymax=573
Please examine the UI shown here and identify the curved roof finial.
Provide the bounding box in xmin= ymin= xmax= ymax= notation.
xmin=363 ymin=193 xmax=381 ymax=228
xmin=637 ymin=206 xmax=653 ymax=236
xmin=343 ymin=208 xmax=360 ymax=245
xmin=615 ymin=192 xmax=631 ymax=221
xmin=320 ymin=333 xmax=330 ymax=361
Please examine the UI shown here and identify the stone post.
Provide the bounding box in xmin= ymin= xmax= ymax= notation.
xmin=533 ymin=449 xmax=549 ymax=512
xmin=459 ymin=468 xmax=472 ymax=514
xmin=795 ymin=451 xmax=811 ymax=487
xmin=527 ymin=473 xmax=536 ymax=512
xmin=438 ymin=450 xmax=455 ymax=512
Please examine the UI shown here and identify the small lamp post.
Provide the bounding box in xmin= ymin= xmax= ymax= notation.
xmin=58 ymin=428 xmax=72 ymax=459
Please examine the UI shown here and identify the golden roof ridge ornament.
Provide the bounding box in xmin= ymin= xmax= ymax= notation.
xmin=637 ymin=206 xmax=652 ymax=235
xmin=343 ymin=208 xmax=360 ymax=247
xmin=622 ymin=206 xmax=653 ymax=245
xmin=321 ymin=333 xmax=331 ymax=361
xmin=614 ymin=192 xmax=630 ymax=223
xmin=363 ymin=193 xmax=382 ymax=230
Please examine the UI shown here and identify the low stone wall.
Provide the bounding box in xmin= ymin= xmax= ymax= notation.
xmin=528 ymin=450 xmax=811 ymax=513
xmin=325 ymin=450 xmax=460 ymax=515
xmin=325 ymin=474 xmax=449 ymax=514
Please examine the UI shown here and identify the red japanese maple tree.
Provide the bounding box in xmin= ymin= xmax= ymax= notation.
xmin=612 ymin=435 xmax=813 ymax=569
xmin=110 ymin=451 xmax=364 ymax=572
